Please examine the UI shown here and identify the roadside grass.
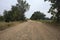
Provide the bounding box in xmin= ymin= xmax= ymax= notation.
xmin=34 ymin=19 xmax=60 ymax=26
xmin=39 ymin=20 xmax=52 ymax=23
xmin=34 ymin=20 xmax=52 ymax=24
xmin=0 ymin=21 xmax=23 ymax=31
xmin=36 ymin=20 xmax=60 ymax=29
xmin=39 ymin=20 xmax=60 ymax=25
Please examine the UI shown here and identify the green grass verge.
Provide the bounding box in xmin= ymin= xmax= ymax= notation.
xmin=35 ymin=20 xmax=60 ymax=26
xmin=34 ymin=20 xmax=52 ymax=24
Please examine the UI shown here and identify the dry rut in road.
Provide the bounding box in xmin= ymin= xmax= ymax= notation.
xmin=0 ymin=20 xmax=60 ymax=40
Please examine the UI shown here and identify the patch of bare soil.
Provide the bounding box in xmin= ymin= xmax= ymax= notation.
xmin=0 ymin=20 xmax=60 ymax=40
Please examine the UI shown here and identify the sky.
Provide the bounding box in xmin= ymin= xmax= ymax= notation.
xmin=0 ymin=0 xmax=52 ymax=18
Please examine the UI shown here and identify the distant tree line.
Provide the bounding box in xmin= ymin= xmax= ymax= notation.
xmin=30 ymin=11 xmax=50 ymax=20
xmin=0 ymin=0 xmax=30 ymax=22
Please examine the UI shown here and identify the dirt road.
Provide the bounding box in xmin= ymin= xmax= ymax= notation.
xmin=0 ymin=20 xmax=60 ymax=40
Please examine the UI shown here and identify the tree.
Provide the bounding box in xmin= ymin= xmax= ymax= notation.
xmin=44 ymin=0 xmax=60 ymax=23
xmin=3 ymin=10 xmax=9 ymax=22
xmin=0 ymin=15 xmax=4 ymax=21
xmin=17 ymin=0 xmax=30 ymax=20
xmin=30 ymin=11 xmax=46 ymax=20
xmin=11 ymin=6 xmax=20 ymax=21
xmin=3 ymin=10 xmax=13 ymax=22
xmin=3 ymin=0 xmax=30 ymax=22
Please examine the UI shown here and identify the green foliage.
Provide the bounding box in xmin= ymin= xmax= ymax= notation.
xmin=44 ymin=0 xmax=60 ymax=23
xmin=17 ymin=0 xmax=30 ymax=12
xmin=3 ymin=0 xmax=30 ymax=22
xmin=0 ymin=16 xmax=4 ymax=21
xmin=3 ymin=10 xmax=10 ymax=22
xmin=30 ymin=11 xmax=46 ymax=20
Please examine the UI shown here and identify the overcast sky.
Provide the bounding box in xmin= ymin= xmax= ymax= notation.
xmin=0 ymin=0 xmax=52 ymax=18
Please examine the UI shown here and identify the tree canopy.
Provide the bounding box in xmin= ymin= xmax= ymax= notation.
xmin=3 ymin=0 xmax=30 ymax=22
xmin=44 ymin=0 xmax=60 ymax=23
xmin=30 ymin=11 xmax=46 ymax=20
